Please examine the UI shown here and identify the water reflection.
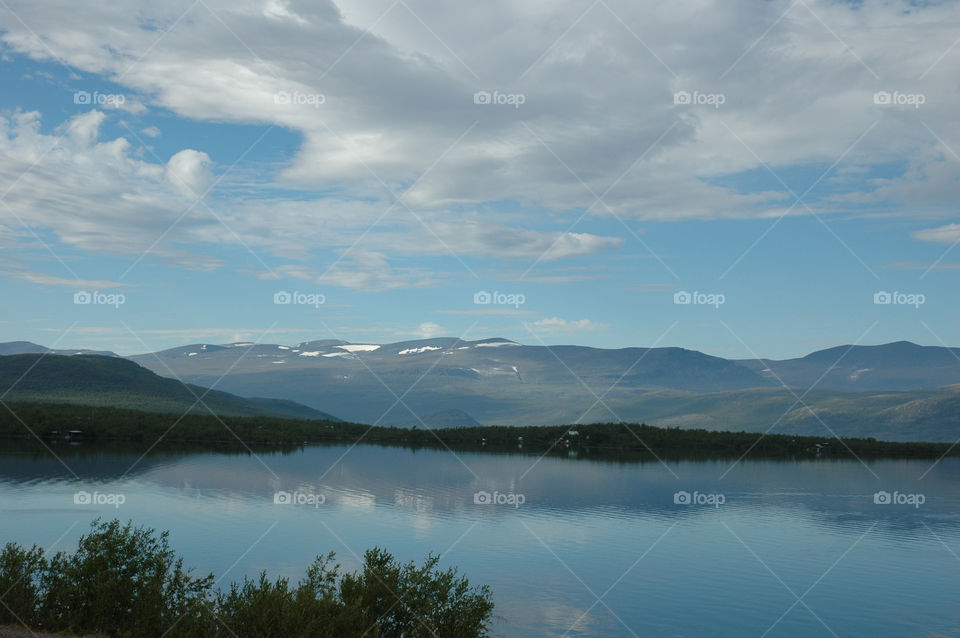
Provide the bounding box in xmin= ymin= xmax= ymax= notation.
xmin=0 ymin=441 xmax=958 ymax=637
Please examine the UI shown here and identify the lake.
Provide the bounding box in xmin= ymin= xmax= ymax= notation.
xmin=1 ymin=442 xmax=958 ymax=637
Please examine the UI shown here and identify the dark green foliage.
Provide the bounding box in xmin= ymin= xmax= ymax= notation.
xmin=0 ymin=401 xmax=955 ymax=462
xmin=212 ymin=558 xmax=346 ymax=638
xmin=0 ymin=543 xmax=46 ymax=626
xmin=37 ymin=520 xmax=213 ymax=637
xmin=0 ymin=520 xmax=494 ymax=638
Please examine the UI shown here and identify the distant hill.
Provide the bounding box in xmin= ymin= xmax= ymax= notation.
xmin=404 ymin=409 xmax=484 ymax=429
xmin=0 ymin=341 xmax=118 ymax=357
xmin=737 ymin=341 xmax=960 ymax=391
xmin=599 ymin=385 xmax=960 ymax=442
xmin=124 ymin=338 xmax=775 ymax=426
xmin=0 ymin=354 xmax=338 ymax=421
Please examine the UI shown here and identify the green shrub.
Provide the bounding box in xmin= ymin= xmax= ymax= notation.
xmin=0 ymin=542 xmax=46 ymax=626
xmin=0 ymin=519 xmax=494 ymax=638
xmin=339 ymin=548 xmax=494 ymax=637
xmin=37 ymin=519 xmax=214 ymax=637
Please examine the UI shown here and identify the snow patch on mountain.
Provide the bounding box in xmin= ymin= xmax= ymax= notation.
xmin=398 ymin=346 xmax=442 ymax=355
xmin=337 ymin=344 xmax=380 ymax=352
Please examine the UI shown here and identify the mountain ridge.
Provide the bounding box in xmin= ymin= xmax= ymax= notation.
xmin=3 ymin=339 xmax=959 ymax=440
xmin=0 ymin=353 xmax=339 ymax=421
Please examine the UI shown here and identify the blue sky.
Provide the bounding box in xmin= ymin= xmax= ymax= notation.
xmin=0 ymin=0 xmax=958 ymax=359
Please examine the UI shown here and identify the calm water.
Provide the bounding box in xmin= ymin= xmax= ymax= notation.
xmin=1 ymin=443 xmax=958 ymax=637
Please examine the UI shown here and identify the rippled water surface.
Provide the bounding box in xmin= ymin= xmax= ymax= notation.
xmin=1 ymin=444 xmax=958 ymax=637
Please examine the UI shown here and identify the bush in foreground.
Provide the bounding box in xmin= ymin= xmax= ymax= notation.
xmin=0 ymin=519 xmax=494 ymax=637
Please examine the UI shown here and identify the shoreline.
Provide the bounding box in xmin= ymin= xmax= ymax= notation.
xmin=0 ymin=401 xmax=956 ymax=462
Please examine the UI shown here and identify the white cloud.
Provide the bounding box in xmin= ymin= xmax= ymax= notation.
xmin=165 ymin=149 xmax=214 ymax=198
xmin=527 ymin=317 xmax=606 ymax=334
xmin=913 ymin=224 xmax=960 ymax=244
xmin=0 ymin=110 xmax=218 ymax=263
xmin=3 ymin=0 xmax=956 ymax=219
xmin=260 ymin=252 xmax=439 ymax=291
xmin=0 ymin=266 xmax=129 ymax=289
xmin=414 ymin=322 xmax=445 ymax=338
xmin=263 ymin=0 xmax=308 ymax=24
xmin=385 ymin=219 xmax=624 ymax=261
xmin=0 ymin=108 xmax=623 ymax=289
xmin=1 ymin=0 xmax=959 ymax=289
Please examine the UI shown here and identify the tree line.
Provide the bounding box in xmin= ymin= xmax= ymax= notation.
xmin=0 ymin=401 xmax=954 ymax=461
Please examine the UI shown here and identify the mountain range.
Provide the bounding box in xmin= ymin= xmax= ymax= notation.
xmin=2 ymin=338 xmax=959 ymax=441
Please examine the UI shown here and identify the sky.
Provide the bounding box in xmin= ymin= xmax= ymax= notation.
xmin=0 ymin=0 xmax=958 ymax=359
